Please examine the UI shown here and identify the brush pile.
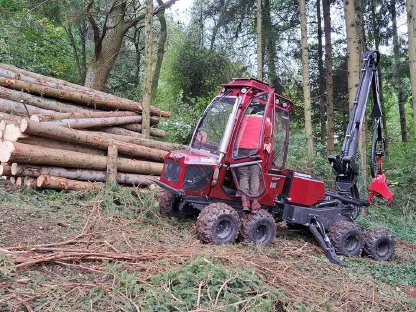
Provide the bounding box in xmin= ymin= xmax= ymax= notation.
xmin=0 ymin=63 xmax=181 ymax=190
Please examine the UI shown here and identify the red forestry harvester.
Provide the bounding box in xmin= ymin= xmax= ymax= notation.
xmin=156 ymin=50 xmax=395 ymax=266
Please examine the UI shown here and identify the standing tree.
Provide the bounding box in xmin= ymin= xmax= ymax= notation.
xmin=344 ymin=0 xmax=367 ymax=185
xmin=142 ymin=0 xmax=153 ymax=138
xmin=391 ymin=0 xmax=408 ymax=142
xmin=316 ymin=0 xmax=327 ymax=143
xmin=407 ymin=0 xmax=416 ymax=137
xmin=256 ymin=0 xmax=263 ymax=81
xmin=323 ymin=0 xmax=334 ymax=154
xmin=152 ymin=0 xmax=168 ymax=92
xmin=84 ymin=0 xmax=177 ymax=91
xmin=300 ymin=0 xmax=314 ymax=162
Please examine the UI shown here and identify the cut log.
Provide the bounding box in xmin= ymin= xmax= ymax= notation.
xmin=11 ymin=163 xmax=157 ymax=185
xmin=0 ymin=163 xmax=12 ymax=175
xmin=106 ymin=145 xmax=118 ymax=182
xmin=9 ymin=176 xmax=16 ymax=184
xmin=32 ymin=111 xmax=139 ymax=122
xmin=4 ymin=124 xmax=27 ymax=141
xmin=1 ymin=141 xmax=163 ymax=175
xmin=0 ymin=112 xmax=23 ymax=123
xmin=19 ymin=136 xmax=106 ymax=156
xmin=0 ymin=129 xmax=3 ymax=139
xmin=0 ymin=98 xmax=53 ymax=115
xmin=37 ymin=175 xmax=101 ymax=190
xmin=101 ymin=127 xmax=144 ymax=138
xmin=0 ymin=77 xmax=170 ymax=117
xmin=15 ymin=176 xmax=22 ymax=186
xmin=0 ymin=64 xmax=170 ymax=117
xmin=0 ymin=121 xmax=4 ymax=131
xmin=121 ymin=124 xmax=166 ymax=137
xmin=0 ymin=85 xmax=85 ymax=113
xmin=20 ymin=119 xmax=166 ymax=162
xmin=44 ymin=116 xmax=145 ymax=129
xmin=23 ymin=177 xmax=37 ymax=188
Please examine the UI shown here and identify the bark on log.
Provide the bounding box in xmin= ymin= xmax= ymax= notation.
xmin=0 ymin=85 xmax=87 ymax=113
xmin=32 ymin=111 xmax=139 ymax=122
xmin=0 ymin=98 xmax=53 ymax=115
xmin=100 ymin=127 xmax=144 ymax=138
xmin=0 ymin=77 xmax=170 ymax=117
xmin=44 ymin=116 xmax=145 ymax=129
xmin=37 ymin=175 xmax=101 ymax=190
xmin=0 ymin=112 xmax=23 ymax=123
xmin=11 ymin=163 xmax=157 ymax=185
xmin=23 ymin=177 xmax=37 ymax=188
xmin=19 ymin=136 xmax=106 ymax=156
xmin=0 ymin=64 xmax=170 ymax=118
xmin=1 ymin=141 xmax=163 ymax=175
xmin=0 ymin=163 xmax=12 ymax=175
xmin=106 ymin=145 xmax=118 ymax=182
xmin=121 ymin=124 xmax=166 ymax=137
xmin=20 ymin=119 xmax=166 ymax=162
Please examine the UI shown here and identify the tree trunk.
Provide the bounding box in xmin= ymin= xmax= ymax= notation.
xmin=11 ymin=163 xmax=157 ymax=185
xmin=19 ymin=135 xmax=105 ymax=156
xmin=317 ymin=0 xmax=326 ymax=143
xmin=391 ymin=0 xmax=408 ymax=142
xmin=323 ymin=0 xmax=335 ymax=154
xmin=407 ymin=0 xmax=416 ymax=138
xmin=0 ymin=141 xmax=163 ymax=175
xmin=44 ymin=116 xmax=145 ymax=129
xmin=0 ymin=85 xmax=86 ymax=113
xmin=300 ymin=0 xmax=314 ymax=163
xmin=152 ymin=0 xmax=167 ymax=93
xmin=0 ymin=163 xmax=12 ymax=176
xmin=256 ymin=0 xmax=263 ymax=81
xmin=142 ymin=0 xmax=154 ymax=138
xmin=20 ymin=119 xmax=166 ymax=162
xmin=37 ymin=175 xmax=101 ymax=190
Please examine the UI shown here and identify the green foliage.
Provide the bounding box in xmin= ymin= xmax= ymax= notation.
xmin=0 ymin=252 xmax=16 ymax=281
xmin=142 ymin=257 xmax=285 ymax=311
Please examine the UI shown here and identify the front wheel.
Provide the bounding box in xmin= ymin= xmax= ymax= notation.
xmin=240 ymin=210 xmax=276 ymax=246
xmin=328 ymin=221 xmax=363 ymax=257
xmin=159 ymin=190 xmax=189 ymax=219
xmin=196 ymin=203 xmax=241 ymax=245
xmin=363 ymin=229 xmax=395 ymax=261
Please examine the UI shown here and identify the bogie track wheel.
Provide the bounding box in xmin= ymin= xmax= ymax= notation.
xmin=240 ymin=210 xmax=276 ymax=246
xmin=363 ymin=229 xmax=395 ymax=261
xmin=159 ymin=190 xmax=189 ymax=219
xmin=196 ymin=203 xmax=240 ymax=245
xmin=328 ymin=221 xmax=363 ymax=257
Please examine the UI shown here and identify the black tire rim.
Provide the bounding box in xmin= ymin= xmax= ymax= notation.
xmin=376 ymin=239 xmax=390 ymax=258
xmin=254 ymin=224 xmax=268 ymax=243
xmin=216 ymin=219 xmax=233 ymax=239
xmin=345 ymin=234 xmax=360 ymax=252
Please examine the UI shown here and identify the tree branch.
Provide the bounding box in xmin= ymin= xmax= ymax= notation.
xmin=123 ymin=0 xmax=179 ymax=33
xmin=86 ymin=0 xmax=101 ymax=60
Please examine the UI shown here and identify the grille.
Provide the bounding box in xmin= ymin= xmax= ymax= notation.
xmin=183 ymin=165 xmax=214 ymax=191
xmin=162 ymin=160 xmax=181 ymax=183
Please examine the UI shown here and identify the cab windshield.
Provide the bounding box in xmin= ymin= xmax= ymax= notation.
xmin=190 ymin=96 xmax=236 ymax=155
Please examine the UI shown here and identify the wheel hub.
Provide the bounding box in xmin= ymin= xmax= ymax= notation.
xmin=254 ymin=224 xmax=268 ymax=242
xmin=345 ymin=234 xmax=359 ymax=251
xmin=216 ymin=219 xmax=232 ymax=239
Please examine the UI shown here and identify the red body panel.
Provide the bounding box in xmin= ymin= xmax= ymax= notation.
xmin=288 ymin=172 xmax=325 ymax=206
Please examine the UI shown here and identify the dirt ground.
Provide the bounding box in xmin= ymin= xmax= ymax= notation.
xmin=0 ymin=186 xmax=415 ymax=311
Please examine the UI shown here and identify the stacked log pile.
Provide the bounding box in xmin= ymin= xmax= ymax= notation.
xmin=0 ymin=64 xmax=181 ymax=190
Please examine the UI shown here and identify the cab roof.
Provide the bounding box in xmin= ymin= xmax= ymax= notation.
xmin=222 ymin=78 xmax=274 ymax=93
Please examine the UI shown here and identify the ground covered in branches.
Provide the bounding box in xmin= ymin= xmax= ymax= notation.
xmin=0 ymin=183 xmax=415 ymax=311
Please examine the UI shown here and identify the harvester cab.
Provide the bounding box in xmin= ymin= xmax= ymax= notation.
xmin=157 ymin=51 xmax=395 ymax=266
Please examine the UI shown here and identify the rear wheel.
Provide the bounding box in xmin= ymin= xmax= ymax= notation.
xmin=196 ymin=203 xmax=240 ymax=245
xmin=328 ymin=221 xmax=363 ymax=257
xmin=240 ymin=210 xmax=276 ymax=246
xmin=363 ymin=229 xmax=395 ymax=261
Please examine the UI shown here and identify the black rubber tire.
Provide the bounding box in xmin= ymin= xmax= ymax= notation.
xmin=159 ymin=190 xmax=189 ymax=218
xmin=328 ymin=221 xmax=363 ymax=257
xmin=196 ymin=203 xmax=241 ymax=245
xmin=363 ymin=228 xmax=395 ymax=261
xmin=240 ymin=210 xmax=276 ymax=246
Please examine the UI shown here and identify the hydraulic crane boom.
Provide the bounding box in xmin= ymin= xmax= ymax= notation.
xmin=328 ymin=50 xmax=392 ymax=203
